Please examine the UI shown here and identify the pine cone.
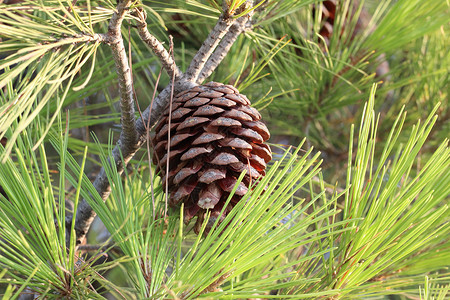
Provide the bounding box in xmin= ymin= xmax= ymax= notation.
xmin=151 ymin=82 xmax=271 ymax=233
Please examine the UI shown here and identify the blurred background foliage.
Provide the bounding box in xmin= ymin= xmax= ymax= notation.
xmin=0 ymin=0 xmax=449 ymax=299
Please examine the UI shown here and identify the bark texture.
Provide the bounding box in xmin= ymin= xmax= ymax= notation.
xmin=69 ymin=0 xmax=139 ymax=246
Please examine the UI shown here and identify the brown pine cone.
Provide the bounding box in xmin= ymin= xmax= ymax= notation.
xmin=151 ymin=82 xmax=271 ymax=233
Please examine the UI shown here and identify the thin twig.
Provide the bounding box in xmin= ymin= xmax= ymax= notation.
xmin=128 ymin=21 xmax=159 ymax=222
xmin=164 ymin=37 xmax=176 ymax=217
xmin=77 ymin=243 xmax=121 ymax=252
xmin=131 ymin=7 xmax=182 ymax=80
xmin=197 ymin=269 xmax=234 ymax=296
xmin=147 ymin=67 xmax=164 ymax=221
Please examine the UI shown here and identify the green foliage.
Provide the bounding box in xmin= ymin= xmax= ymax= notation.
xmin=0 ymin=1 xmax=115 ymax=159
xmin=2 ymin=89 xmax=448 ymax=298
xmin=325 ymin=88 xmax=449 ymax=297
xmin=0 ymin=123 xmax=120 ymax=298
xmin=224 ymin=0 xmax=448 ymax=154
xmin=420 ymin=276 xmax=450 ymax=300
xmin=59 ymin=132 xmax=350 ymax=298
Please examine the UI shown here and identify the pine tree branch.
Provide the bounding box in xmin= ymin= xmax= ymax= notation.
xmin=131 ymin=7 xmax=182 ymax=80
xmin=69 ymin=0 xmax=139 ymax=247
xmin=72 ymin=83 xmax=195 ymax=247
xmin=108 ymin=1 xmax=138 ymax=147
xmin=183 ymin=12 xmax=235 ymax=82
xmin=196 ymin=13 xmax=251 ymax=83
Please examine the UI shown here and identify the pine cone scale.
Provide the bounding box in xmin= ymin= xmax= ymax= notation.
xmin=198 ymin=183 xmax=222 ymax=209
xmin=185 ymin=97 xmax=211 ymax=107
xmin=219 ymin=137 xmax=252 ymax=149
xmin=180 ymin=146 xmax=213 ymax=161
xmin=192 ymin=132 xmax=225 ymax=145
xmin=222 ymin=109 xmax=253 ymax=122
xmin=177 ymin=116 xmax=210 ymax=130
xmin=230 ymin=127 xmax=263 ymax=143
xmin=192 ymin=105 xmax=225 ymax=116
xmin=210 ymin=117 xmax=241 ymax=127
xmin=224 ymin=93 xmax=248 ymax=105
xmin=198 ymin=168 xmax=227 ymax=184
xmin=198 ymin=91 xmax=224 ymax=98
xmin=209 ymin=97 xmax=236 ymax=107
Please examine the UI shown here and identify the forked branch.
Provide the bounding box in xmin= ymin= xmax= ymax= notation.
xmin=184 ymin=12 xmax=235 ymax=82
xmin=108 ymin=0 xmax=138 ymax=147
xmin=197 ymin=11 xmax=253 ymax=83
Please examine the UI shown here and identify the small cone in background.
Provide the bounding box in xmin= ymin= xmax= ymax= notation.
xmin=313 ymin=0 xmax=371 ymax=46
xmin=151 ymin=82 xmax=271 ymax=233
xmin=313 ymin=0 xmax=389 ymax=78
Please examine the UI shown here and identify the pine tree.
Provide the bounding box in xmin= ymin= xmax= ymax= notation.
xmin=0 ymin=0 xmax=448 ymax=299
